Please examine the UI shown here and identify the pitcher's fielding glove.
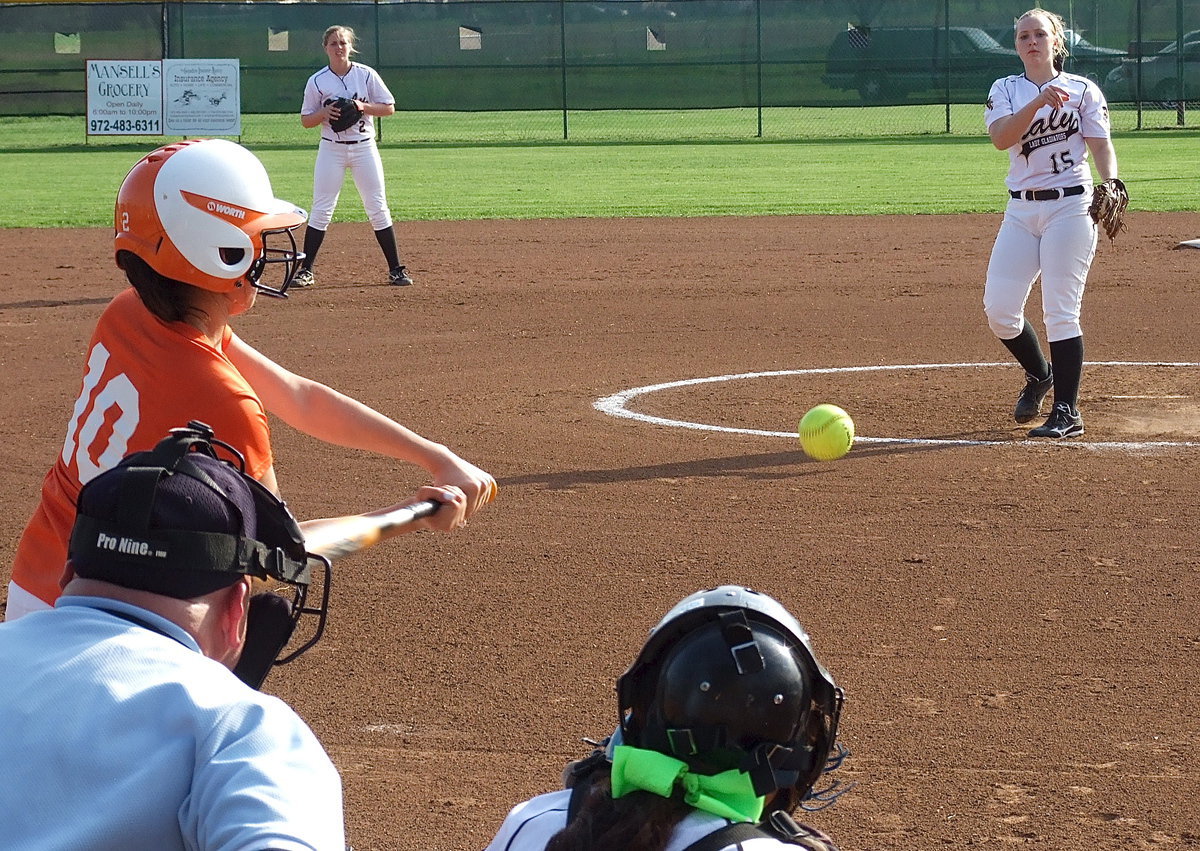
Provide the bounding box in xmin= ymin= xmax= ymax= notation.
xmin=1089 ymin=178 xmax=1129 ymax=243
xmin=325 ymin=97 xmax=363 ymax=133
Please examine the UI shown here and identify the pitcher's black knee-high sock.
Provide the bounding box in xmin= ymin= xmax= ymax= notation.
xmin=1049 ymin=336 xmax=1084 ymax=409
xmin=1000 ymin=321 xmax=1050 ymax=379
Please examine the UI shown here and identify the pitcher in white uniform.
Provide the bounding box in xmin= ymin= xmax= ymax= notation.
xmin=983 ymin=8 xmax=1121 ymax=438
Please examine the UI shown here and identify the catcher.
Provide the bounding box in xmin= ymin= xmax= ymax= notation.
xmin=295 ymin=25 xmax=413 ymax=289
xmin=485 ymin=586 xmax=849 ymax=851
xmin=982 ymin=8 xmax=1124 ymax=440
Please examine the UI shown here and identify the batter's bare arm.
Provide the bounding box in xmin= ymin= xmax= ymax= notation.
xmin=299 ymin=485 xmax=466 ymax=552
xmin=226 ymin=336 xmax=497 ymax=516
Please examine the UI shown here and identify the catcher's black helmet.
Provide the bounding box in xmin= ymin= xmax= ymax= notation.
xmin=616 ymin=586 xmax=844 ymax=812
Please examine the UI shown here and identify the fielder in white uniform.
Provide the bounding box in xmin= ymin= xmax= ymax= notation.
xmin=296 ymin=25 xmax=412 ymax=288
xmin=984 ymin=8 xmax=1120 ymax=438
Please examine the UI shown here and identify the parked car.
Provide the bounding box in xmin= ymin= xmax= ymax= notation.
xmin=987 ymin=26 xmax=1125 ymax=83
xmin=823 ymin=25 xmax=1019 ymax=102
xmin=1104 ymin=32 xmax=1200 ymax=102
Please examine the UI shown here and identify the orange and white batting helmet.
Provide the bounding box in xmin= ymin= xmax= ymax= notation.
xmin=114 ymin=138 xmax=307 ymax=296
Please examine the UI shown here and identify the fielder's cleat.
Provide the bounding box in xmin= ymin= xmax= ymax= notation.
xmin=291 ymin=268 xmax=315 ymax=289
xmin=388 ymin=265 xmax=414 ymax=287
xmin=1028 ymin=401 xmax=1084 ymax=439
xmin=1014 ymin=367 xmax=1054 ymax=424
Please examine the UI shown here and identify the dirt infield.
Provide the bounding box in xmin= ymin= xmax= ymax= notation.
xmin=1 ymin=214 xmax=1198 ymax=849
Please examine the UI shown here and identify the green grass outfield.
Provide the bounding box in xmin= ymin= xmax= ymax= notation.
xmin=3 ymin=108 xmax=1197 ymax=227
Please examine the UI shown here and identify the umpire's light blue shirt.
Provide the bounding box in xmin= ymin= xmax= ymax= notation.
xmin=0 ymin=596 xmax=344 ymax=850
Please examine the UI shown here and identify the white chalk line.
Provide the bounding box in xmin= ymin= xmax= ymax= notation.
xmin=593 ymin=361 xmax=1200 ymax=450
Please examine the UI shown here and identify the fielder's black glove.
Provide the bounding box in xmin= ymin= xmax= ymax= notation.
xmin=325 ymin=97 xmax=363 ymax=133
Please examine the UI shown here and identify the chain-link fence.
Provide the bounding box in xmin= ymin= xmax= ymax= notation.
xmin=2 ymin=0 xmax=1196 ymax=139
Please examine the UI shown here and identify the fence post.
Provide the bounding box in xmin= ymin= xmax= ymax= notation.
xmin=755 ymin=0 xmax=763 ymax=138
xmin=943 ymin=0 xmax=951 ymax=132
xmin=1135 ymin=0 xmax=1143 ymax=128
xmin=560 ymin=0 xmax=568 ymax=140
xmin=1176 ymin=0 xmax=1186 ymax=125
xmin=158 ymin=0 xmax=168 ymax=143
xmin=375 ymin=0 xmax=383 ymax=143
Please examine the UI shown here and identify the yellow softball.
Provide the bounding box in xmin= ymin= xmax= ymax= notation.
xmin=798 ymin=404 xmax=855 ymax=461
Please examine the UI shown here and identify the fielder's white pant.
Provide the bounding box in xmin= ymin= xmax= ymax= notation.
xmin=308 ymin=138 xmax=393 ymax=232
xmin=984 ymin=192 xmax=1097 ymax=343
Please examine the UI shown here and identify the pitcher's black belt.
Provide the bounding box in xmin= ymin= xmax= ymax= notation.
xmin=1009 ymin=185 xmax=1085 ymax=201
xmin=322 ymin=137 xmax=363 ymax=145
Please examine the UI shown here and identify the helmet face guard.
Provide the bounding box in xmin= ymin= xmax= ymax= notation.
xmin=171 ymin=423 xmax=332 ymax=685
xmin=616 ymin=586 xmax=844 ymax=807
xmin=245 ymin=224 xmax=306 ymax=298
xmin=114 ymin=139 xmax=307 ymax=297
xmin=232 ymin=553 xmax=331 ymax=689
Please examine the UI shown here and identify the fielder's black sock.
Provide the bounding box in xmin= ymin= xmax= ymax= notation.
xmin=1000 ymin=322 xmax=1051 ymax=380
xmin=300 ymin=226 xmax=326 ymax=270
xmin=374 ymin=226 xmax=402 ymax=271
xmin=1049 ymin=335 xmax=1084 ymax=411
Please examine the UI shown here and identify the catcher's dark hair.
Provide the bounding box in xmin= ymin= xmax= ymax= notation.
xmin=117 ymin=250 xmax=208 ymax=324
xmin=547 ymin=765 xmax=688 ymax=851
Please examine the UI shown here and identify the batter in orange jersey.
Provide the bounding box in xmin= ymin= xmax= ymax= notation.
xmin=5 ymin=139 xmax=495 ymax=620
xmin=10 ymin=288 xmax=271 ymax=612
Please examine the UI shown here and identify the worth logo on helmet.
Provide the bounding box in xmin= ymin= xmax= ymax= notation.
xmin=181 ymin=190 xmax=251 ymax=221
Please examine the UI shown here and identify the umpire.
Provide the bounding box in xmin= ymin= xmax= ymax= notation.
xmin=0 ymin=424 xmax=344 ymax=849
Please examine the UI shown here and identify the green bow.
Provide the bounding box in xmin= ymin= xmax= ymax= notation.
xmin=609 ymin=745 xmax=765 ymax=823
